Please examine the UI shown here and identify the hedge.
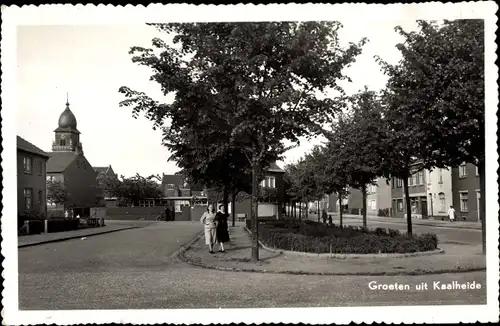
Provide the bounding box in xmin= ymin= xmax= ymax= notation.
xmin=257 ymin=220 xmax=438 ymax=254
xmin=22 ymin=219 xmax=80 ymax=235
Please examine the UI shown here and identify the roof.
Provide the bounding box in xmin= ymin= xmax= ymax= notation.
xmin=266 ymin=161 xmax=285 ymax=173
xmin=17 ymin=136 xmax=50 ymax=158
xmin=94 ymin=166 xmax=109 ymax=174
xmin=162 ymin=174 xmax=183 ymax=186
xmin=46 ymin=152 xmax=78 ymax=173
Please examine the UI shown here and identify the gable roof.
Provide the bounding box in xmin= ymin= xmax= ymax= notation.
xmin=17 ymin=136 xmax=49 ymax=158
xmin=162 ymin=174 xmax=183 ymax=187
xmin=267 ymin=161 xmax=285 ymax=173
xmin=46 ymin=152 xmax=78 ymax=173
xmin=94 ymin=166 xmax=109 ymax=174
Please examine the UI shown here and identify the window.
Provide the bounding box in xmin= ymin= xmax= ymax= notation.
xmin=408 ymin=177 xmax=412 ymax=186
xmin=60 ymin=139 xmax=66 ymax=146
xmin=438 ymin=193 xmax=446 ymax=212
xmin=38 ymin=190 xmax=43 ymax=205
xmin=475 ymin=165 xmax=479 ymax=176
xmin=23 ymin=156 xmax=32 ymax=173
xmin=418 ymin=171 xmax=424 ymax=185
xmin=396 ymin=178 xmax=402 ymax=188
xmin=139 ymin=200 xmax=154 ymax=207
xmin=47 ymin=175 xmax=54 ymax=183
xmin=412 ymin=174 xmax=417 ymax=186
xmin=268 ymin=176 xmax=276 ymax=188
xmin=460 ymin=192 xmax=468 ymax=212
xmin=410 ymin=198 xmax=418 ymax=213
xmin=438 ymin=169 xmax=443 ymax=183
xmin=36 ymin=160 xmax=43 ymax=175
xmin=260 ymin=176 xmax=276 ymax=188
xmin=369 ymin=200 xmax=377 ymax=210
xmin=24 ymin=188 xmax=33 ymax=210
xmin=397 ymin=199 xmax=403 ymax=212
xmin=459 ymin=164 xmax=467 ymax=178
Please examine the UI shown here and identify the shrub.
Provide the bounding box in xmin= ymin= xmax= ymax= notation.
xmin=350 ymin=208 xmax=360 ymax=215
xmin=257 ymin=221 xmax=438 ymax=254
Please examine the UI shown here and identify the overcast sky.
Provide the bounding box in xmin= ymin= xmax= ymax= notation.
xmin=16 ymin=21 xmax=419 ymax=178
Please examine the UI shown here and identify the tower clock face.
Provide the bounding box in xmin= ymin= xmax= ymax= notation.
xmin=61 ymin=134 xmax=66 ymax=140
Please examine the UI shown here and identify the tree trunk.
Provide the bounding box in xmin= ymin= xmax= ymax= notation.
xmin=338 ymin=191 xmax=343 ymax=229
xmin=317 ymin=200 xmax=320 ymax=222
xmin=231 ymin=191 xmax=236 ymax=227
xmin=298 ymin=202 xmax=302 ymax=222
xmin=479 ymin=160 xmax=486 ymax=255
xmin=223 ymin=185 xmax=229 ymax=216
xmin=361 ymin=184 xmax=367 ymax=230
xmin=251 ymin=164 xmax=259 ymax=261
xmin=403 ymin=176 xmax=412 ymax=236
xmin=305 ymin=201 xmax=309 ymax=220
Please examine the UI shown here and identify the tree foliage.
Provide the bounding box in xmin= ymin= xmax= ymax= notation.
xmin=102 ymin=173 xmax=162 ymax=206
xmin=119 ymin=22 xmax=366 ymax=261
xmin=46 ymin=179 xmax=70 ymax=204
xmin=377 ymin=19 xmax=485 ymax=239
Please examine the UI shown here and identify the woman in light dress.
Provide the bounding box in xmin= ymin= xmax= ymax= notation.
xmin=200 ymin=204 xmax=218 ymax=254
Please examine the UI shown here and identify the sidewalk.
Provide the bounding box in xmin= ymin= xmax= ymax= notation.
xmin=18 ymin=224 xmax=138 ymax=248
xmin=329 ymin=214 xmax=482 ymax=230
xmin=179 ymin=225 xmax=486 ymax=276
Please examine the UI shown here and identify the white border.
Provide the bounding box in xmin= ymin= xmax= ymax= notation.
xmin=2 ymin=2 xmax=499 ymax=325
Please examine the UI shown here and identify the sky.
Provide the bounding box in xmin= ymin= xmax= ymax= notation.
xmin=16 ymin=21 xmax=419 ymax=178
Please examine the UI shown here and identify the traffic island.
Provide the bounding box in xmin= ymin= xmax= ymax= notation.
xmin=178 ymin=225 xmax=486 ymax=276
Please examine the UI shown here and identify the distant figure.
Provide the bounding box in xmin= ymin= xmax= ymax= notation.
xmin=215 ymin=205 xmax=230 ymax=252
xmin=64 ymin=210 xmax=69 ymax=219
xmin=328 ymin=214 xmax=333 ymax=225
xmin=165 ymin=206 xmax=171 ymax=221
xmin=447 ymin=206 xmax=456 ymax=222
xmin=322 ymin=210 xmax=327 ymax=224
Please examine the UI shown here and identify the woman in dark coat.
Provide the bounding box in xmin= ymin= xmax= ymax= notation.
xmin=215 ymin=204 xmax=230 ymax=252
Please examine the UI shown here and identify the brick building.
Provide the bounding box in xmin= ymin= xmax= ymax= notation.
xmin=17 ymin=136 xmax=50 ymax=225
xmin=451 ymin=163 xmax=481 ymax=221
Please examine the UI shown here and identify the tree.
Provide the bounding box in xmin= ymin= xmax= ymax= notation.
xmin=322 ymin=115 xmax=353 ymax=229
xmin=103 ymin=173 xmax=162 ymax=206
xmin=377 ymin=20 xmax=485 ymax=246
xmin=46 ymin=179 xmax=70 ymax=205
xmin=119 ymin=22 xmax=366 ymax=261
xmin=332 ymin=88 xmax=387 ymax=230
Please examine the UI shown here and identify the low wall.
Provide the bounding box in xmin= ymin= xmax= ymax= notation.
xmin=106 ymin=206 xmax=165 ymax=220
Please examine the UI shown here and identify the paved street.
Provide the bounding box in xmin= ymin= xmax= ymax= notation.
xmin=19 ymin=221 xmax=486 ymax=309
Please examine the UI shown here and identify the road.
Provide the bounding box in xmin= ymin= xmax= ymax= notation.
xmin=307 ymin=214 xmax=481 ymax=246
xmin=18 ymin=221 xmax=486 ymax=310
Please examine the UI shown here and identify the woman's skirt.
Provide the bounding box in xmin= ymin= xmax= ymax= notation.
xmin=204 ymin=227 xmax=217 ymax=245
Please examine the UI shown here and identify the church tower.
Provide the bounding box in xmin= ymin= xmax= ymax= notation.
xmin=52 ymin=96 xmax=83 ymax=154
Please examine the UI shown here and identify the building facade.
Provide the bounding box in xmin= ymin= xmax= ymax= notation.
xmin=94 ymin=165 xmax=119 ymax=206
xmin=328 ymin=187 xmax=363 ymax=214
xmin=17 ymin=136 xmax=50 ymax=225
xmin=426 ymin=167 xmax=453 ymax=219
xmin=391 ymin=161 xmax=428 ymax=219
xmin=451 ymin=163 xmax=480 ymax=221
xmin=46 ymin=100 xmax=100 ymax=217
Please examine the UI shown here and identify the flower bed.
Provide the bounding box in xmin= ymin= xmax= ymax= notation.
xmin=257 ymin=220 xmax=438 ymax=254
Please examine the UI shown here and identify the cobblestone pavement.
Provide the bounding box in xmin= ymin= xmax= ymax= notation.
xmin=18 ymin=221 xmax=487 ymax=310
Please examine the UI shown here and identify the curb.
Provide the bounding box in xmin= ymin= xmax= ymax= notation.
xmin=336 ymin=215 xmax=481 ymax=231
xmin=172 ymin=230 xmax=205 ymax=261
xmin=178 ymin=251 xmax=486 ymax=276
xmin=177 ymin=227 xmax=486 ymax=276
xmin=243 ymin=227 xmax=445 ymax=259
xmin=18 ymin=226 xmax=138 ymax=248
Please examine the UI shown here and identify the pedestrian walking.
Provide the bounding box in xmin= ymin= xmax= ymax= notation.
xmin=165 ymin=206 xmax=171 ymax=221
xmin=322 ymin=210 xmax=327 ymax=224
xmin=200 ymin=204 xmax=218 ymax=254
xmin=328 ymin=214 xmax=333 ymax=225
xmin=215 ymin=204 xmax=230 ymax=252
xmin=447 ymin=205 xmax=456 ymax=222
